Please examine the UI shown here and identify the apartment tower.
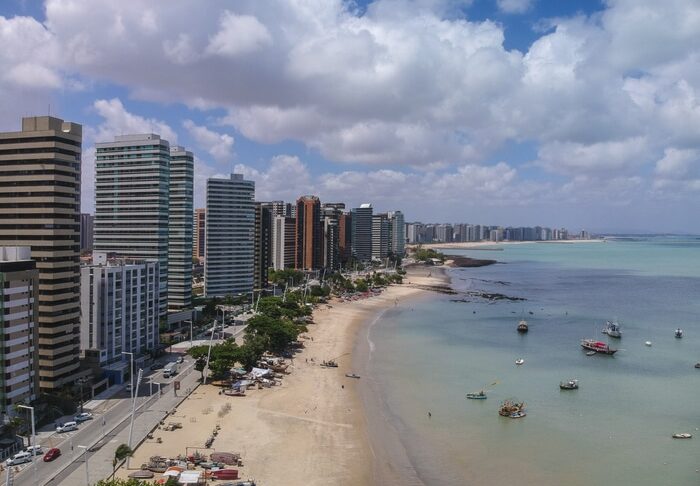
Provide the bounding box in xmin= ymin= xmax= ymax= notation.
xmin=205 ymin=174 xmax=255 ymax=297
xmin=254 ymin=202 xmax=272 ymax=289
xmin=295 ymin=196 xmax=322 ymax=270
xmin=94 ymin=134 xmax=170 ymax=316
xmin=80 ymin=213 xmax=94 ymax=252
xmin=351 ymin=204 xmax=373 ymax=263
xmin=167 ymin=146 xmax=194 ymax=311
xmin=193 ymin=208 xmax=206 ymax=261
xmin=372 ymin=213 xmax=390 ymax=260
xmin=271 ymin=216 xmax=296 ymax=270
xmin=0 ymin=116 xmax=83 ymax=390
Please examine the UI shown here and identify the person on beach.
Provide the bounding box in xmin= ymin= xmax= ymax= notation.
xmin=428 ymin=411 xmax=432 ymax=418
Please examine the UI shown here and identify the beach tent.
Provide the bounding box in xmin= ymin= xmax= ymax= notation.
xmin=178 ymin=470 xmax=202 ymax=484
xmin=249 ymin=367 xmax=273 ymax=379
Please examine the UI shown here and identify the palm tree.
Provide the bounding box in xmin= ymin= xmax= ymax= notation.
xmin=111 ymin=443 xmax=133 ymax=479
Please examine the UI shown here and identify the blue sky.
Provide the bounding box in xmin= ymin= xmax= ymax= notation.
xmin=1 ymin=0 xmax=699 ymax=233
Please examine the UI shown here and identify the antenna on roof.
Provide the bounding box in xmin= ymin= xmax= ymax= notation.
xmin=48 ymin=103 xmax=51 ymax=117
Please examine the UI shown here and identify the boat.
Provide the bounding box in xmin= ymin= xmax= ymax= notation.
xmin=602 ymin=320 xmax=622 ymax=338
xmin=695 ymin=363 xmax=700 ymax=369
xmin=515 ymin=358 xmax=524 ymax=365
xmin=559 ymin=379 xmax=579 ymax=390
xmin=517 ymin=319 xmax=528 ymax=333
xmin=675 ymin=328 xmax=683 ymax=338
xmin=211 ymin=469 xmax=239 ymax=480
xmin=320 ymin=360 xmax=338 ymax=368
xmin=466 ymin=390 xmax=487 ymax=399
xmin=645 ymin=341 xmax=652 ymax=347
xmin=672 ymin=433 xmax=692 ymax=439
xmin=499 ymin=399 xmax=525 ymax=418
xmin=580 ymin=339 xmax=617 ymax=355
xmin=210 ymin=452 xmax=240 ymax=465
xmin=129 ymin=470 xmax=155 ymax=479
xmin=586 ymin=351 xmax=596 ymax=356
xmin=344 ymin=373 xmax=361 ymax=379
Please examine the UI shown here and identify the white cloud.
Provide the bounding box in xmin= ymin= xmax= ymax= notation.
xmin=92 ymin=98 xmax=177 ymax=143
xmin=183 ymin=120 xmax=234 ymax=163
xmin=496 ymin=0 xmax=532 ymax=15
xmin=535 ymin=138 xmax=651 ymax=176
xmin=206 ymin=11 xmax=272 ymax=57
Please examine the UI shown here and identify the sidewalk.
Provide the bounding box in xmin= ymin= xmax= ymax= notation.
xmin=52 ymin=363 xmax=201 ymax=485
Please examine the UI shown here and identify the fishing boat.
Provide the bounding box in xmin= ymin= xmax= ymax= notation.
xmin=672 ymin=433 xmax=692 ymax=439
xmin=517 ymin=319 xmax=528 ymax=333
xmin=586 ymin=351 xmax=596 ymax=356
xmin=344 ymin=373 xmax=361 ymax=379
xmin=695 ymin=363 xmax=700 ymax=369
xmin=602 ymin=320 xmax=622 ymax=338
xmin=645 ymin=341 xmax=652 ymax=347
xmin=466 ymin=390 xmax=487 ymax=399
xmin=580 ymin=339 xmax=617 ymax=355
xmin=559 ymin=379 xmax=578 ymax=390
xmin=515 ymin=358 xmax=525 ymax=365
xmin=675 ymin=328 xmax=683 ymax=338
xmin=320 ymin=360 xmax=338 ymax=368
xmin=499 ymin=399 xmax=525 ymax=418
xmin=129 ymin=470 xmax=155 ymax=479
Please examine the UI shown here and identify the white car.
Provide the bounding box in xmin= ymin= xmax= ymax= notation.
xmin=7 ymin=451 xmax=32 ymax=466
xmin=74 ymin=412 xmax=93 ymax=423
xmin=25 ymin=445 xmax=43 ymax=456
xmin=55 ymin=421 xmax=78 ymax=433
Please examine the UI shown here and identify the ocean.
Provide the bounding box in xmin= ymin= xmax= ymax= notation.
xmin=363 ymin=237 xmax=700 ymax=485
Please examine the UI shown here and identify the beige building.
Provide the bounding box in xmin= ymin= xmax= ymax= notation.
xmin=0 ymin=116 xmax=84 ymax=391
xmin=0 ymin=247 xmax=40 ymax=413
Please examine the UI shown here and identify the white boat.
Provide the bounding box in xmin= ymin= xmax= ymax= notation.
xmin=672 ymin=433 xmax=692 ymax=439
xmin=515 ymin=359 xmax=524 ymax=365
xmin=645 ymin=341 xmax=652 ymax=347
xmin=675 ymin=328 xmax=683 ymax=338
xmin=602 ymin=320 xmax=622 ymax=338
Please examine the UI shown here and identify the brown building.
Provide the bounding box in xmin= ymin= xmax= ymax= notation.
xmin=339 ymin=212 xmax=352 ymax=266
xmin=295 ymin=196 xmax=322 ymax=270
xmin=0 ymin=116 xmax=84 ymax=390
xmin=0 ymin=247 xmax=40 ymax=413
xmin=193 ymin=208 xmax=206 ymax=261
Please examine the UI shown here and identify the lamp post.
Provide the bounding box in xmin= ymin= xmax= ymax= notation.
xmin=126 ymin=368 xmax=142 ymax=469
xmin=17 ymin=405 xmax=36 ymax=486
xmin=121 ymin=351 xmax=134 ymax=402
xmin=77 ymin=445 xmax=90 ymax=485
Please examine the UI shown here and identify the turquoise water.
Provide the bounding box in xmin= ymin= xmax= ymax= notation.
xmin=366 ymin=238 xmax=700 ymax=485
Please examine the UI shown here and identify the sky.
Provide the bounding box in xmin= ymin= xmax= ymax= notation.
xmin=0 ymin=0 xmax=699 ymax=233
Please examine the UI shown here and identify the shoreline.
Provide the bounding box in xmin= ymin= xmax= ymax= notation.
xmin=122 ymin=265 xmax=450 ymax=486
xmin=416 ymin=239 xmax=603 ymax=250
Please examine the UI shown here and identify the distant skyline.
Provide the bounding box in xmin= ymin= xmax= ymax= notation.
xmin=1 ymin=0 xmax=699 ymax=233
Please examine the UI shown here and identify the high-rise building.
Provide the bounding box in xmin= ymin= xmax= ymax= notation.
xmin=193 ymin=209 xmax=206 ymax=261
xmin=338 ymin=213 xmax=352 ymax=266
xmin=323 ymin=216 xmax=340 ymax=270
xmin=271 ymin=216 xmax=295 ymax=270
xmin=168 ymin=146 xmax=194 ymax=311
xmin=0 ymin=116 xmax=83 ymax=390
xmin=254 ymin=203 xmax=272 ymax=289
xmin=80 ymin=213 xmax=94 ymax=252
xmin=295 ymin=196 xmax=322 ymax=270
xmin=80 ymin=252 xmax=159 ymax=383
xmin=351 ymin=204 xmax=373 ymax=263
xmin=372 ymin=213 xmax=390 ymax=260
xmin=0 ymin=247 xmax=40 ymax=412
xmin=205 ymin=174 xmax=255 ymax=297
xmin=269 ymin=201 xmax=286 ymax=217
xmin=94 ymin=134 xmax=170 ymax=316
xmin=387 ymin=211 xmax=405 ymax=256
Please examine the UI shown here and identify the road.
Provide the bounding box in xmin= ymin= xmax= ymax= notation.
xmin=6 ymin=357 xmax=200 ymax=486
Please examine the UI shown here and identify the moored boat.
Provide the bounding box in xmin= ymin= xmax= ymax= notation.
xmin=695 ymin=363 xmax=700 ymax=369
xmin=645 ymin=341 xmax=652 ymax=347
xmin=559 ymin=379 xmax=579 ymax=390
xmin=129 ymin=470 xmax=155 ymax=479
xmin=517 ymin=319 xmax=528 ymax=333
xmin=515 ymin=358 xmax=524 ymax=365
xmin=672 ymin=433 xmax=692 ymax=439
xmin=345 ymin=373 xmax=361 ymax=379
xmin=466 ymin=390 xmax=487 ymax=399
xmin=602 ymin=320 xmax=622 ymax=338
xmin=499 ymin=399 xmax=525 ymax=418
xmin=675 ymin=328 xmax=683 ymax=338
xmin=510 ymin=411 xmax=527 ymax=419
xmin=580 ymin=339 xmax=617 ymax=355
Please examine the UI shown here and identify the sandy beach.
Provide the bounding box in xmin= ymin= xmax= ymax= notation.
xmin=122 ymin=266 xmax=449 ymax=486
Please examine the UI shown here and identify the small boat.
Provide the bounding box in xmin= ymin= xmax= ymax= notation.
xmin=645 ymin=341 xmax=652 ymax=347
xmin=675 ymin=328 xmax=683 ymax=338
xmin=344 ymin=373 xmax=361 ymax=379
xmin=515 ymin=358 xmax=524 ymax=365
xmin=580 ymin=339 xmax=617 ymax=355
xmin=602 ymin=320 xmax=622 ymax=338
xmin=499 ymin=399 xmax=525 ymax=418
xmin=466 ymin=390 xmax=487 ymax=399
xmin=586 ymin=351 xmax=596 ymax=356
xmin=130 ymin=470 xmax=155 ymax=479
xmin=510 ymin=411 xmax=527 ymax=419
xmin=517 ymin=319 xmax=528 ymax=333
xmin=211 ymin=468 xmax=239 ymax=480
xmin=320 ymin=360 xmax=338 ymax=368
xmin=695 ymin=363 xmax=700 ymax=369
xmin=559 ymin=379 xmax=579 ymax=390
xmin=672 ymin=433 xmax=692 ymax=439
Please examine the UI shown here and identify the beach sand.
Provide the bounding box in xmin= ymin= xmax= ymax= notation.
xmin=122 ymin=266 xmax=448 ymax=486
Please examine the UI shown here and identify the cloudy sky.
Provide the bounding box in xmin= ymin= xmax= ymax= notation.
xmin=1 ymin=0 xmax=699 ymax=233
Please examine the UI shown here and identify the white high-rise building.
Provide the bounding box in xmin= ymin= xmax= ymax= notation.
xmin=80 ymin=252 xmax=159 ymax=383
xmin=205 ymin=174 xmax=255 ymax=297
xmin=387 ymin=210 xmax=405 ymax=256
xmin=95 ymin=134 xmax=170 ymax=316
xmin=372 ymin=213 xmax=390 ymax=260
xmin=168 ymin=146 xmax=194 ymax=311
xmin=271 ymin=215 xmax=295 ymax=270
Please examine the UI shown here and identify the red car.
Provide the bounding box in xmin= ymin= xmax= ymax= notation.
xmin=43 ymin=448 xmax=61 ymax=462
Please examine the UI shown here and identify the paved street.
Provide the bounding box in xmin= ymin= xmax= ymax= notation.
xmin=5 ymin=358 xmax=201 ymax=486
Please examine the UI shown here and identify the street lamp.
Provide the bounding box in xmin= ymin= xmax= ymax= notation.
xmin=17 ymin=405 xmax=37 ymax=486
xmin=121 ymin=351 xmax=134 ymax=401
xmin=77 ymin=445 xmax=90 ymax=485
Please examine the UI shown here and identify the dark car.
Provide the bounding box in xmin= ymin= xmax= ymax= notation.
xmin=43 ymin=448 xmax=61 ymax=462
xmin=150 ymin=363 xmax=160 ymax=370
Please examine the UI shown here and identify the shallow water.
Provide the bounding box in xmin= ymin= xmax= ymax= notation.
xmin=366 ymin=238 xmax=700 ymax=485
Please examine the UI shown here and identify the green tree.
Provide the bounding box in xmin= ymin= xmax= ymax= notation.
xmin=95 ymin=479 xmax=152 ymax=486
xmin=355 ymin=279 xmax=369 ymax=292
xmin=111 ymin=444 xmax=133 ymax=479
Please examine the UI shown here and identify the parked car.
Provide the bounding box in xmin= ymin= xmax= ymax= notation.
xmin=7 ymin=451 xmax=32 ymax=466
xmin=55 ymin=421 xmax=78 ymax=433
xmin=74 ymin=412 xmax=93 ymax=422
xmin=150 ymin=363 xmax=161 ymax=370
xmin=43 ymin=448 xmax=61 ymax=462
xmin=25 ymin=445 xmax=43 ymax=455
xmin=176 ymin=356 xmax=184 ymax=364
